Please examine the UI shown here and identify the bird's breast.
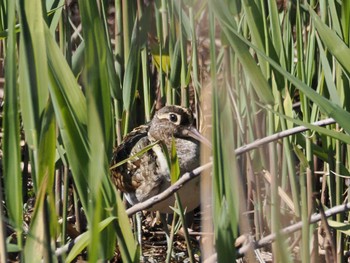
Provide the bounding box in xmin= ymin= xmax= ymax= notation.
xmin=174 ymin=138 xmax=200 ymax=173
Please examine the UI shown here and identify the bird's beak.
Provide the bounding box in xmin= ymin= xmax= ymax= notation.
xmin=183 ymin=126 xmax=212 ymax=148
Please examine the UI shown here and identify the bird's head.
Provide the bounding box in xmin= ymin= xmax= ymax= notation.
xmin=148 ymin=105 xmax=211 ymax=147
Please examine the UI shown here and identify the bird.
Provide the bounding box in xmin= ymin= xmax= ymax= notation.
xmin=110 ymin=105 xmax=210 ymax=213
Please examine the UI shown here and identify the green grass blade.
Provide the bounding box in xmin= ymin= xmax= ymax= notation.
xmin=46 ymin=0 xmax=65 ymax=32
xmin=23 ymin=177 xmax=53 ymax=262
xmin=112 ymin=193 xmax=139 ymax=263
xmin=241 ymin=0 xmax=268 ymax=75
xmin=72 ymin=41 xmax=85 ymax=77
xmin=341 ymin=1 xmax=350 ymax=45
xmin=169 ymin=40 xmax=181 ymax=89
xmin=0 ymin=185 xmax=7 ymax=262
xmin=17 ymin=1 xmax=61 ymax=261
xmin=78 ymin=0 xmax=114 ymax=159
xmin=316 ymin=35 xmax=341 ymax=106
xmin=18 ymin=0 xmax=50 ymax=190
xmin=45 ymin=24 xmax=90 ymax=210
xmin=267 ymin=0 xmax=286 ymax=67
xmin=110 ymin=140 xmax=160 ymax=169
xmin=310 ymin=6 xmax=350 ymax=75
xmin=208 ymin=0 xmax=274 ymax=105
xmin=37 ymin=99 xmax=57 ymax=193
xmin=328 ymin=1 xmax=342 ymax=36
xmin=65 ymin=217 xmax=117 ymax=263
xmin=87 ymin=100 xmax=107 ymax=261
xmin=2 ymin=0 xmax=22 ymax=255
xmin=170 ymin=137 xmax=180 ymax=183
xmin=173 ymin=0 xmax=191 ymax=41
xmin=122 ymin=18 xmax=141 ymax=133
xmin=208 ymin=8 xmax=238 ymax=261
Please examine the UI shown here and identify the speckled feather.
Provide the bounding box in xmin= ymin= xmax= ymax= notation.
xmin=111 ymin=124 xmax=150 ymax=193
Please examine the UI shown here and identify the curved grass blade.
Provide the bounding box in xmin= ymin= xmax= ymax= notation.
xmin=46 ymin=0 xmax=65 ymax=32
xmin=45 ymin=24 xmax=90 ymax=210
xmin=241 ymin=0 xmax=269 ymax=75
xmin=309 ymin=6 xmax=350 ymax=75
xmin=316 ymin=35 xmax=341 ymax=106
xmin=110 ymin=140 xmax=160 ymax=169
xmin=65 ymin=217 xmax=117 ymax=263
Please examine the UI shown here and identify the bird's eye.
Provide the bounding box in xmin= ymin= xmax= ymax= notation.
xmin=169 ymin=113 xmax=178 ymax=123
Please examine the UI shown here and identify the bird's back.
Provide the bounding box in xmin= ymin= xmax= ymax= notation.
xmin=111 ymin=124 xmax=171 ymax=206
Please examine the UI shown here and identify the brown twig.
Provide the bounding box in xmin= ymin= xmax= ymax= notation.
xmin=235 ymin=118 xmax=335 ymax=155
xmin=125 ymin=162 xmax=213 ymax=216
xmin=238 ymin=202 xmax=350 ymax=256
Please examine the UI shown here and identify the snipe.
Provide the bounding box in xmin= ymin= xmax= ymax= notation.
xmin=111 ymin=105 xmax=209 ymax=213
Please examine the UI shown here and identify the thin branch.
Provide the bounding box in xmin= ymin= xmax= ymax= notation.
xmin=56 ymin=202 xmax=350 ymax=257
xmin=127 ymin=118 xmax=336 ymax=216
xmin=125 ymin=162 xmax=213 ymax=216
xmin=235 ymin=118 xmax=335 ymax=155
xmin=238 ymin=202 xmax=350 ymax=255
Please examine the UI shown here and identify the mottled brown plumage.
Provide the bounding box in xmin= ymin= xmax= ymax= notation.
xmin=111 ymin=105 xmax=208 ymax=213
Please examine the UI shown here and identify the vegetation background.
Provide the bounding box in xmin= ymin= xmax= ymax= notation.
xmin=1 ymin=0 xmax=350 ymax=262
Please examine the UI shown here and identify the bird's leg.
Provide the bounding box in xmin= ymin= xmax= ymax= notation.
xmin=160 ymin=213 xmax=171 ymax=241
xmin=185 ymin=210 xmax=195 ymax=229
xmin=162 ymin=212 xmax=179 ymax=261
xmin=135 ymin=211 xmax=144 ymax=261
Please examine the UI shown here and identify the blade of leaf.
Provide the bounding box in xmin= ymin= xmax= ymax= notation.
xmin=79 ymin=0 xmax=114 ymax=157
xmin=310 ymin=6 xmax=350 ymax=75
xmin=45 ymin=24 xmax=90 ymax=210
xmin=3 ymin=0 xmax=22 ymax=247
xmin=170 ymin=137 xmax=180 ymax=183
xmin=18 ymin=0 xmax=50 ymax=189
xmin=208 ymin=0 xmax=274 ymax=105
xmin=65 ymin=217 xmax=117 ymax=263
xmin=23 ymin=177 xmax=50 ymax=262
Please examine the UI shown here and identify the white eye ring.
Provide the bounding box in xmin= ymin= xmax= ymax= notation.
xmin=156 ymin=112 xmax=181 ymax=125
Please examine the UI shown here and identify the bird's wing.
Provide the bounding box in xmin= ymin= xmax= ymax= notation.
xmin=110 ymin=124 xmax=150 ymax=192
